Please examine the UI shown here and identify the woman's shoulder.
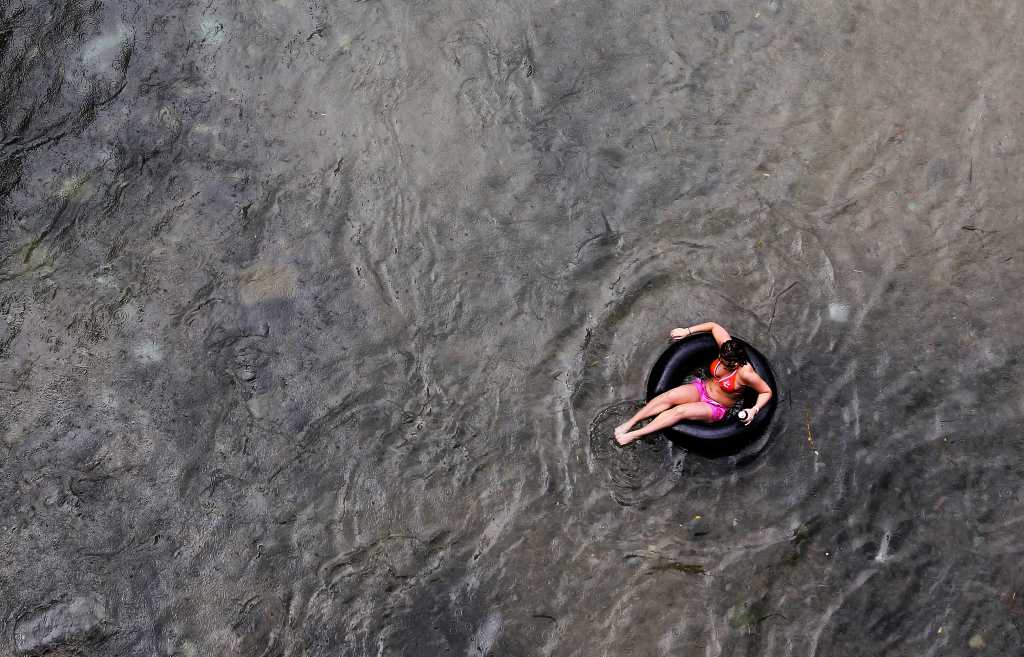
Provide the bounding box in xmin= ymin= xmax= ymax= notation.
xmin=740 ymin=362 xmax=766 ymax=383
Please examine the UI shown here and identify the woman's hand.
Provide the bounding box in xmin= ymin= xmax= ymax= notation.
xmin=741 ymin=406 xmax=759 ymax=425
xmin=669 ymin=327 xmax=691 ymax=341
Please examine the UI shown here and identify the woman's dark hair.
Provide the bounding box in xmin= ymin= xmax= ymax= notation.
xmin=719 ymin=340 xmax=748 ymax=367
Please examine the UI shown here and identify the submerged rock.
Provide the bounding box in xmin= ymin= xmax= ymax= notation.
xmin=14 ymin=595 xmax=110 ymax=655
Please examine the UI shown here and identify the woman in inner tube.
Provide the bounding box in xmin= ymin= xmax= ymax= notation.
xmin=614 ymin=321 xmax=773 ymax=446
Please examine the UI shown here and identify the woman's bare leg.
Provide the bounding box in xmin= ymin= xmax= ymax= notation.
xmin=614 ymin=383 xmax=700 ymax=438
xmin=616 ymin=402 xmax=713 ymax=445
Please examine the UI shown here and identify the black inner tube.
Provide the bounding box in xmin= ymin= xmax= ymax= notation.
xmin=645 ymin=333 xmax=778 ymax=449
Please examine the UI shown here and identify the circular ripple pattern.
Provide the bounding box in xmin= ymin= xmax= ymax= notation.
xmin=589 ymin=401 xmax=685 ymax=506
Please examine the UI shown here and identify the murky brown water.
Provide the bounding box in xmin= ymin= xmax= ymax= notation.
xmin=2 ymin=1 xmax=1023 ymax=655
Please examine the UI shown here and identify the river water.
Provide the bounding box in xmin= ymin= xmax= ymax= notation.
xmin=2 ymin=1 xmax=1023 ymax=655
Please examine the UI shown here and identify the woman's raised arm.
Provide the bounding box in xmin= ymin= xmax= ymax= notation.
xmin=669 ymin=322 xmax=732 ymax=345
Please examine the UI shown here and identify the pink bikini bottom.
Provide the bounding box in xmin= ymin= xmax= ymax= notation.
xmin=693 ymin=378 xmax=728 ymax=422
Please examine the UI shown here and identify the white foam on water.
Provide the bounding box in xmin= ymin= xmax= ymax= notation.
xmin=828 ymin=303 xmax=850 ymax=322
xmin=199 ymin=18 xmax=227 ymax=45
xmin=80 ymin=24 xmax=130 ymax=68
xmin=133 ymin=341 xmax=163 ymax=363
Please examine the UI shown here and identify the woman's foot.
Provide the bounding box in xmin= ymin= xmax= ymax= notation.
xmin=615 ymin=430 xmax=637 ymax=446
xmin=614 ymin=421 xmax=632 ymax=439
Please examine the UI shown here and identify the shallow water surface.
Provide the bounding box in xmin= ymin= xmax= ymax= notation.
xmin=2 ymin=1 xmax=1023 ymax=655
